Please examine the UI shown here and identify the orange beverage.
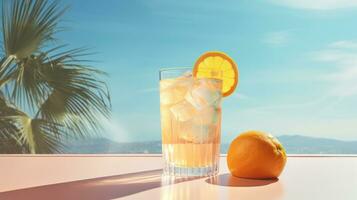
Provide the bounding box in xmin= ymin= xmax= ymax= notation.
xmin=159 ymin=68 xmax=222 ymax=177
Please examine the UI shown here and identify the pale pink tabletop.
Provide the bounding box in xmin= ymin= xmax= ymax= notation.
xmin=0 ymin=155 xmax=356 ymax=200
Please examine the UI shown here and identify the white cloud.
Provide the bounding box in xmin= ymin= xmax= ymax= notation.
xmin=223 ymin=40 xmax=357 ymax=142
xmin=262 ymin=31 xmax=290 ymax=46
xmin=312 ymin=40 xmax=357 ymax=97
xmin=328 ymin=40 xmax=357 ymax=49
xmin=271 ymin=0 xmax=357 ymax=10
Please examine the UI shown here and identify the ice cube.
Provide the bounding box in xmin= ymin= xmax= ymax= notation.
xmin=185 ymin=79 xmax=222 ymax=110
xmin=160 ymin=88 xmax=185 ymax=105
xmin=192 ymin=107 xmax=221 ymax=125
xmin=170 ymin=101 xmax=197 ymax=122
xmin=175 ymin=73 xmax=193 ymax=88
xmin=160 ymin=79 xmax=176 ymax=91
xmin=160 ymin=76 xmax=193 ymax=106
xmin=179 ymin=123 xmax=218 ymax=143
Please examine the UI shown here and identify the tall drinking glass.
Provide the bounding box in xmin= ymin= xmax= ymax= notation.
xmin=159 ymin=67 xmax=222 ymax=177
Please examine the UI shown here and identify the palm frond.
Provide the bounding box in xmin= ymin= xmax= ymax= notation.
xmin=29 ymin=118 xmax=65 ymax=153
xmin=0 ymin=0 xmax=68 ymax=109
xmin=0 ymin=136 xmax=24 ymax=153
xmin=7 ymin=53 xmax=51 ymax=111
xmin=0 ymin=46 xmax=102 ymax=113
xmin=0 ymin=56 xmax=14 ymax=88
xmin=1 ymin=113 xmax=65 ymax=154
xmin=0 ymin=0 xmax=111 ymax=154
xmin=1 ymin=0 xmax=67 ymax=59
xmin=0 ymin=93 xmax=28 ymax=152
xmin=0 ymin=91 xmax=20 ymax=141
xmin=0 ymin=113 xmax=24 ymax=153
xmin=38 ymin=47 xmax=111 ymax=139
xmin=0 ymin=93 xmax=64 ymax=153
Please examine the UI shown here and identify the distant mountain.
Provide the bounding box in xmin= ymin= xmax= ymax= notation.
xmin=64 ymin=137 xmax=162 ymax=154
xmin=278 ymin=135 xmax=357 ymax=154
xmin=63 ymin=135 xmax=357 ymax=154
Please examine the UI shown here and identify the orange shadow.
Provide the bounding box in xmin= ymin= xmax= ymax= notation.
xmin=206 ymin=173 xmax=278 ymax=187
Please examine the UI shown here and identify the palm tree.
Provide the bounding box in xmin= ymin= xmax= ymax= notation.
xmin=0 ymin=0 xmax=111 ymax=153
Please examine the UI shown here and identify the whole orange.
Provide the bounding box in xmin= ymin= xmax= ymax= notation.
xmin=227 ymin=130 xmax=287 ymax=179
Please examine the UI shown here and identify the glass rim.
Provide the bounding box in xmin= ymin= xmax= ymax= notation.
xmin=159 ymin=66 xmax=225 ymax=81
xmin=159 ymin=67 xmax=192 ymax=72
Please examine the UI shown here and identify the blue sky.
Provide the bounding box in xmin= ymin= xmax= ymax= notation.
xmin=58 ymin=0 xmax=357 ymax=142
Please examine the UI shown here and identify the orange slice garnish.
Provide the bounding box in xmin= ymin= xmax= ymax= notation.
xmin=193 ymin=51 xmax=239 ymax=97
